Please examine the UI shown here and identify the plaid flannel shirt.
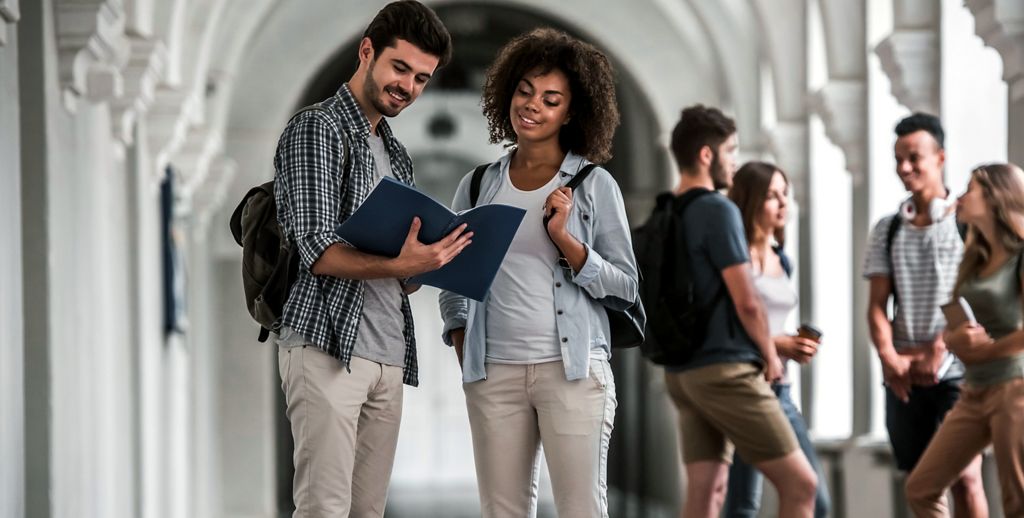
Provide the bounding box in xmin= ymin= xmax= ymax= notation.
xmin=274 ymin=84 xmax=419 ymax=386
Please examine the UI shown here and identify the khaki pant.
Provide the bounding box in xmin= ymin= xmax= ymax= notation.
xmin=906 ymin=378 xmax=1024 ymax=517
xmin=278 ymin=346 xmax=405 ymax=518
xmin=463 ymin=359 xmax=616 ymax=518
xmin=664 ymin=362 xmax=798 ymax=464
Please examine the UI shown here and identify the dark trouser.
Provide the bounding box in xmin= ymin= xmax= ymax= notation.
xmin=723 ymin=384 xmax=831 ymax=518
xmin=885 ymin=379 xmax=962 ymax=472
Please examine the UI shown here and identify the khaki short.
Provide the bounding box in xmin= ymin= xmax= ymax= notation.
xmin=665 ymin=362 xmax=798 ymax=465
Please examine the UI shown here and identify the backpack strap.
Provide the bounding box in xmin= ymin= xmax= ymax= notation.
xmin=544 ymin=164 xmax=602 ymax=270
xmin=565 ymin=163 xmax=599 ymax=190
xmin=885 ymin=214 xmax=903 ymax=308
xmin=674 ymin=187 xmax=714 ymax=213
xmin=543 ymin=163 xmax=601 ymax=234
xmin=469 ymin=163 xmax=491 ymax=207
xmin=774 ymin=245 xmax=793 ymax=278
xmin=673 ymin=189 xmax=729 ymax=333
xmin=1017 ymin=248 xmax=1024 ymax=290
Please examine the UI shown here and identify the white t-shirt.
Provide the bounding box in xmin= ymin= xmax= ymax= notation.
xmin=485 ymin=166 xmax=562 ymax=364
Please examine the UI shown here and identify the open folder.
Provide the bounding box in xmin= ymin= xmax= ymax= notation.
xmin=336 ymin=177 xmax=526 ymax=301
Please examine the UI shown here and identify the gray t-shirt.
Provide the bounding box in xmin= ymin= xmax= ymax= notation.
xmin=667 ymin=192 xmax=762 ymax=372
xmin=350 ymin=133 xmax=407 ymax=367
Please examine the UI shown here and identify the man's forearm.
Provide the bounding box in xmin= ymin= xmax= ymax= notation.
xmin=868 ymin=305 xmax=897 ymax=359
xmin=735 ymin=302 xmax=774 ymax=360
xmin=311 ymin=243 xmax=405 ymax=280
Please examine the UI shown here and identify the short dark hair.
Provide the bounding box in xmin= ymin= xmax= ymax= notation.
xmin=670 ymin=105 xmax=736 ymax=171
xmin=363 ymin=1 xmax=453 ymax=68
xmin=895 ymin=112 xmax=945 ymax=149
xmin=481 ymin=28 xmax=620 ymax=163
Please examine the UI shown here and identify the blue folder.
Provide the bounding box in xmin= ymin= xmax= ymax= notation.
xmin=336 ymin=177 xmax=526 ymax=301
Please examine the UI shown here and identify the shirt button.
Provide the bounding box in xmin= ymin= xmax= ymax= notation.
xmin=555 ymin=282 xmax=562 ymax=288
xmin=583 ymin=214 xmax=590 ymax=221
xmin=557 ymin=310 xmax=564 ymax=315
xmin=561 ymin=337 xmax=568 ymax=343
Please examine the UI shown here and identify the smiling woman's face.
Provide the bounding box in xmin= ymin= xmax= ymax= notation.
xmin=508 ymin=67 xmax=572 ymax=144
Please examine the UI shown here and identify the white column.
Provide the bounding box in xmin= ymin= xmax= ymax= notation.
xmin=0 ymin=12 xmax=24 ymax=518
xmin=813 ymin=0 xmax=871 ymax=438
xmin=19 ymin=0 xmax=53 ymax=515
xmin=967 ymin=0 xmax=1024 ymax=165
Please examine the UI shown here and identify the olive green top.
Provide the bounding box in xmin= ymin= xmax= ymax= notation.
xmin=960 ymin=252 xmax=1024 ymax=387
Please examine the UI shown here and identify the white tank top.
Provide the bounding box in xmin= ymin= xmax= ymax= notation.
xmin=485 ymin=165 xmax=562 ymax=364
xmin=754 ymin=271 xmax=798 ymax=383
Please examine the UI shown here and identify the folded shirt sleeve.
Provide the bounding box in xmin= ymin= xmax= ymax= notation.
xmin=274 ymin=112 xmax=346 ymax=271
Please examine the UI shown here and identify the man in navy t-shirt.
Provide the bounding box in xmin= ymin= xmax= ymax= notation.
xmin=662 ymin=105 xmax=818 ymax=518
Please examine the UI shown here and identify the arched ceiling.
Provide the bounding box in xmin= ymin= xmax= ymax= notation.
xmin=92 ymin=0 xmax=841 ymax=211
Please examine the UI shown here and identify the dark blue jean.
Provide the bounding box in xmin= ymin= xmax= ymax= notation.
xmin=722 ymin=384 xmax=831 ymax=518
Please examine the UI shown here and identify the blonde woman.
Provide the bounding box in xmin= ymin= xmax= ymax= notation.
xmin=906 ymin=163 xmax=1024 ymax=516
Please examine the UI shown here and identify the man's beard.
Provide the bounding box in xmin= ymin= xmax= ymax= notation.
xmin=710 ymin=151 xmax=730 ymax=190
xmin=364 ymin=59 xmax=411 ymax=118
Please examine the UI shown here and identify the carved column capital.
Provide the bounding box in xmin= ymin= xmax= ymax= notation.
xmin=0 ymin=0 xmax=19 ymax=47
xmin=54 ymin=0 xmax=130 ymax=109
xmin=875 ymin=30 xmax=941 ymax=114
xmin=810 ymin=80 xmax=868 ymax=179
xmin=967 ymin=0 xmax=1024 ymax=99
xmin=111 ymin=36 xmax=166 ymax=144
xmin=146 ymin=88 xmax=198 ymax=181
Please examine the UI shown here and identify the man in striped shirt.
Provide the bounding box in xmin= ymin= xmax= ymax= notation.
xmin=863 ymin=113 xmax=987 ymax=516
xmin=272 ymin=3 xmax=468 ymax=516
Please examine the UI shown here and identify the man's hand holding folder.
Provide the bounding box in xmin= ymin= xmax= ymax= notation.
xmin=310 ymin=217 xmax=472 ymax=284
xmin=392 ymin=217 xmax=473 ymax=278
xmin=336 ymin=177 xmax=526 ymax=301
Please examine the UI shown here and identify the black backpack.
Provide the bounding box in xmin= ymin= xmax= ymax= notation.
xmin=228 ymin=104 xmax=348 ymax=342
xmin=229 ymin=182 xmax=299 ymax=342
xmin=468 ymin=163 xmax=647 ymax=348
xmin=634 ymin=188 xmax=724 ymax=365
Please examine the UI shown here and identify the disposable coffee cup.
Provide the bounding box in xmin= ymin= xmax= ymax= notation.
xmin=797 ymin=323 xmax=823 ymax=343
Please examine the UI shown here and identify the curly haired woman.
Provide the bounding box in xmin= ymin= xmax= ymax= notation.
xmin=438 ymin=28 xmax=638 ymax=518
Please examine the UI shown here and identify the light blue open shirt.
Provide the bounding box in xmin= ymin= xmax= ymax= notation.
xmin=438 ymin=151 xmax=639 ymax=383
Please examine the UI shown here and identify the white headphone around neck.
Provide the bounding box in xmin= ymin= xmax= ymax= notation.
xmin=899 ymin=195 xmax=955 ymax=222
